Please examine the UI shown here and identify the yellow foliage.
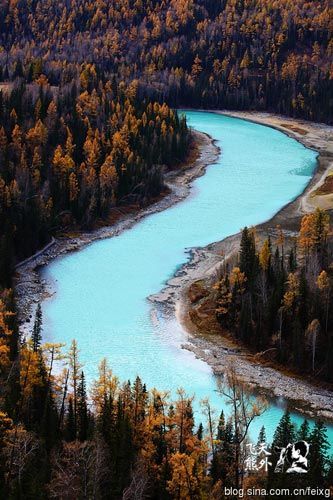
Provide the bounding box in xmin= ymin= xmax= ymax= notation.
xmin=283 ymin=273 xmax=299 ymax=309
xmin=299 ymin=208 xmax=330 ymax=256
xmin=259 ymin=239 xmax=271 ymax=271
xmin=230 ymin=267 xmax=247 ymax=292
xmin=0 ymin=298 xmax=14 ymax=372
xmin=20 ymin=342 xmax=44 ymax=400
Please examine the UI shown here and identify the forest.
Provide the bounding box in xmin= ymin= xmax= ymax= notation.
xmin=0 ymin=76 xmax=189 ymax=287
xmin=0 ymin=0 xmax=332 ymax=123
xmin=195 ymin=209 xmax=333 ymax=382
xmin=0 ymin=324 xmax=332 ymax=498
xmin=0 ymin=207 xmax=332 ymax=497
xmin=0 ymin=0 xmax=333 ymax=497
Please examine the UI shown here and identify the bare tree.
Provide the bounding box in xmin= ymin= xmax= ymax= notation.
xmin=4 ymin=425 xmax=39 ymax=494
xmin=68 ymin=340 xmax=82 ymax=438
xmin=218 ymin=365 xmax=267 ymax=489
xmin=122 ymin=459 xmax=150 ymax=500
xmin=200 ymin=398 xmax=217 ymax=457
xmin=47 ymin=439 xmax=108 ymax=499
xmin=305 ymin=319 xmax=320 ymax=372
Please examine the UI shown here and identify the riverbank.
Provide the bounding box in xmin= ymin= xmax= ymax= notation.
xmin=14 ymin=130 xmax=220 ymax=337
xmin=151 ymin=111 xmax=333 ymax=421
xmin=14 ymin=110 xmax=333 ymax=421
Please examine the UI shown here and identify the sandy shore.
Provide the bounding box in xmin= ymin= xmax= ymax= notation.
xmin=14 ymin=130 xmax=220 ymax=337
xmin=150 ymin=111 xmax=333 ymax=421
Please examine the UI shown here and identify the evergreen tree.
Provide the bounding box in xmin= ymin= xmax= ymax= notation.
xmin=268 ymin=411 xmax=297 ymax=494
xmin=13 ymin=60 xmax=24 ymax=79
xmin=327 ymin=458 xmax=333 ymax=490
xmin=210 ymin=411 xmax=225 ymax=483
xmin=210 ymin=412 xmax=234 ymax=486
xmin=32 ymin=304 xmax=42 ymax=352
xmin=257 ymin=425 xmax=267 ymax=447
xmin=298 ymin=420 xmax=310 ymax=441
xmin=112 ymin=397 xmax=134 ymax=495
xmin=65 ymin=397 xmax=76 ymax=441
xmin=239 ymin=227 xmax=257 ymax=284
xmin=216 ymin=410 xmax=225 ymax=441
xmin=308 ymin=421 xmax=329 ymax=486
xmin=271 ymin=411 xmax=296 ymax=449
xmin=288 ymin=245 xmax=297 ymax=272
xmin=269 ymin=410 xmax=296 ymax=481
xmin=298 ymin=268 xmax=308 ymax=329
xmin=197 ymin=422 xmax=203 ymax=441
xmin=292 ymin=318 xmax=304 ymax=370
xmin=77 ymin=371 xmax=89 ymax=441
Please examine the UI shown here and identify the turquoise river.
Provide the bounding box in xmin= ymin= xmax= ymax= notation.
xmin=42 ymin=111 xmax=333 ymax=446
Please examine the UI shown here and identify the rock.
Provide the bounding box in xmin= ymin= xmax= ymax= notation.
xmin=188 ymin=280 xmax=209 ymax=303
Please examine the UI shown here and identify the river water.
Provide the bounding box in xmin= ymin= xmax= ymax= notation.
xmin=42 ymin=111 xmax=333 ymax=445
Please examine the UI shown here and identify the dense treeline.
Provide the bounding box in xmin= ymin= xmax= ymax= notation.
xmin=0 ymin=76 xmax=189 ymax=286
xmin=211 ymin=209 xmax=333 ymax=381
xmin=0 ymin=320 xmax=332 ymax=498
xmin=0 ymin=1 xmax=332 ymax=496
xmin=0 ymin=0 xmax=332 ymax=122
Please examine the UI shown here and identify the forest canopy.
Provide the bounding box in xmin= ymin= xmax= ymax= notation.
xmin=0 ymin=77 xmax=189 ymax=286
xmin=0 ymin=0 xmax=332 ymax=122
xmin=0 ymin=1 xmax=333 ymax=497
xmin=189 ymin=210 xmax=333 ymax=383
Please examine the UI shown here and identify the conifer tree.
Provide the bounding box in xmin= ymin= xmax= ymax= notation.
xmin=31 ymin=305 xmax=42 ymax=354
xmin=298 ymin=420 xmax=310 ymax=441
xmin=68 ymin=340 xmax=82 ymax=439
xmin=77 ymin=371 xmax=89 ymax=442
xmin=65 ymin=397 xmax=76 ymax=442
xmin=268 ymin=410 xmax=296 ymax=483
xmin=308 ymin=421 xmax=329 ymax=486
xmin=197 ymin=423 xmax=203 ymax=441
xmin=239 ymin=227 xmax=257 ymax=284
xmin=210 ymin=411 xmax=234 ymax=487
xmin=257 ymin=426 xmax=267 ymax=447
xmin=271 ymin=411 xmax=296 ymax=449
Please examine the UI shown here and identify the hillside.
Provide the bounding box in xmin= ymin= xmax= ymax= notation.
xmin=0 ymin=0 xmax=332 ymax=122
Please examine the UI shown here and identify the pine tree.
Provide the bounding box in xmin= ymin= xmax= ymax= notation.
xmin=268 ymin=410 xmax=296 ymax=481
xmin=298 ymin=420 xmax=310 ymax=441
xmin=271 ymin=411 xmax=296 ymax=449
xmin=257 ymin=425 xmax=267 ymax=447
xmin=308 ymin=421 xmax=329 ymax=486
xmin=132 ymin=376 xmax=147 ymax=431
xmin=216 ymin=410 xmax=225 ymax=441
xmin=65 ymin=397 xmax=76 ymax=441
xmin=327 ymin=458 xmax=333 ymax=490
xmin=13 ymin=60 xmax=24 ymax=79
xmin=210 ymin=411 xmax=234 ymax=486
xmin=197 ymin=423 xmax=203 ymax=441
xmin=268 ymin=411 xmax=297 ymax=492
xmin=77 ymin=371 xmax=89 ymax=441
xmin=288 ymin=245 xmax=297 ymax=272
xmin=32 ymin=304 xmax=42 ymax=352
xmin=239 ymin=227 xmax=257 ymax=284
xmin=68 ymin=340 xmax=82 ymax=439
xmin=298 ymin=268 xmax=308 ymax=330
xmin=210 ymin=411 xmax=225 ymax=483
